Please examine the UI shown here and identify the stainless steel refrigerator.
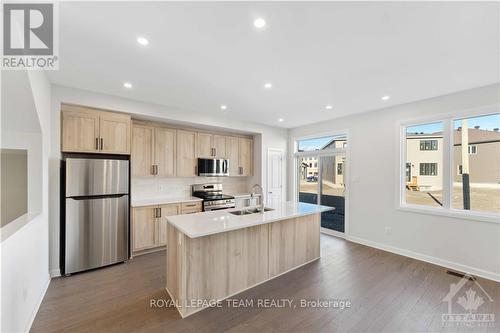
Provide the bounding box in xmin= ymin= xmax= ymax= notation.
xmin=63 ymin=157 xmax=129 ymax=275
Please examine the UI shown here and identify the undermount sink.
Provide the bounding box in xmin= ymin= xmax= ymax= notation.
xmin=229 ymin=207 xmax=274 ymax=216
xmin=229 ymin=210 xmax=253 ymax=216
xmin=245 ymin=207 xmax=274 ymax=213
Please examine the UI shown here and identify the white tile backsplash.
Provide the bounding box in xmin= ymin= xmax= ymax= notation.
xmin=132 ymin=177 xmax=253 ymax=199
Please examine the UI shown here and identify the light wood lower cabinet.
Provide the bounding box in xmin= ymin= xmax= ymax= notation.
xmin=132 ymin=206 xmax=157 ymax=251
xmin=132 ymin=202 xmax=202 ymax=255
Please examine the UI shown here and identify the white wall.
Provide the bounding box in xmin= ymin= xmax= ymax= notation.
xmin=1 ymin=69 xmax=52 ymax=332
xmin=49 ymin=85 xmax=288 ymax=275
xmin=288 ymin=84 xmax=500 ymax=281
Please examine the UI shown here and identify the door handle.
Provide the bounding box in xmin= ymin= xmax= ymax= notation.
xmin=154 ymin=165 xmax=158 ymax=175
xmin=151 ymin=165 xmax=155 ymax=175
xmin=194 ymin=165 xmax=198 ymax=175
xmin=100 ymin=138 xmax=103 ymax=150
xmin=213 ymin=148 xmax=216 ymax=156
xmin=95 ymin=138 xmax=99 ymax=150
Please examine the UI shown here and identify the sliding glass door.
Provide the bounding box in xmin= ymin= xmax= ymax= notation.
xmin=319 ymin=154 xmax=346 ymax=233
xmin=296 ymin=134 xmax=347 ymax=235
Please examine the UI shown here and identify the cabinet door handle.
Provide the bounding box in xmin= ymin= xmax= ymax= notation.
xmin=154 ymin=165 xmax=158 ymax=175
xmin=158 ymin=208 xmax=162 ymax=218
xmin=100 ymin=138 xmax=103 ymax=150
xmin=95 ymin=138 xmax=99 ymax=150
xmin=213 ymin=148 xmax=216 ymax=156
xmin=185 ymin=203 xmax=196 ymax=207
xmin=151 ymin=165 xmax=155 ymax=175
xmin=195 ymin=165 xmax=198 ymax=175
xmin=154 ymin=208 xmax=158 ymax=218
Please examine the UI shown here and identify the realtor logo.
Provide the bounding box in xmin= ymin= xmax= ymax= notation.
xmin=2 ymin=2 xmax=58 ymax=69
xmin=441 ymin=274 xmax=495 ymax=328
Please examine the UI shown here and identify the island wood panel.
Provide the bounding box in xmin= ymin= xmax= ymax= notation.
xmin=269 ymin=213 xmax=320 ymax=277
xmin=131 ymin=125 xmax=154 ymax=177
xmin=167 ymin=224 xmax=270 ymax=318
xmin=99 ymin=112 xmax=131 ymax=154
xmin=166 ymin=223 xmax=185 ymax=313
xmin=154 ymin=127 xmax=176 ymax=177
xmin=166 ymin=213 xmax=321 ymax=318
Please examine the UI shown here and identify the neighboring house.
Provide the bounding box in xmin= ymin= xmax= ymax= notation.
xmin=298 ymin=138 xmax=346 ymax=185
xmin=406 ymin=128 xmax=500 ymax=190
xmin=453 ymin=128 xmax=500 ymax=184
xmin=406 ymin=133 xmax=444 ymax=190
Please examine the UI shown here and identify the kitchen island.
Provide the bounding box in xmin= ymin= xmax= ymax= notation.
xmin=165 ymin=201 xmax=334 ymax=318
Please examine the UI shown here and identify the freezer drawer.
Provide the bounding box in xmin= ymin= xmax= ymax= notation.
xmin=65 ymin=195 xmax=129 ymax=274
xmin=65 ymin=158 xmax=129 ymax=197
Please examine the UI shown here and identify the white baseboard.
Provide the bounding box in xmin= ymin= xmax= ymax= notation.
xmin=26 ymin=274 xmax=51 ymax=332
xmin=346 ymin=235 xmax=500 ymax=282
xmin=50 ymin=269 xmax=61 ymax=278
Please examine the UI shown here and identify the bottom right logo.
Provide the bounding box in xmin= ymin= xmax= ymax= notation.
xmin=442 ymin=274 xmax=495 ymax=328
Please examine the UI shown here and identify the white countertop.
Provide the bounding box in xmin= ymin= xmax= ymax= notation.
xmin=231 ymin=193 xmax=261 ymax=198
xmin=166 ymin=201 xmax=334 ymax=238
xmin=131 ymin=196 xmax=202 ymax=207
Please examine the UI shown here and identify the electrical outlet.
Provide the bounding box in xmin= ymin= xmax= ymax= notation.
xmin=384 ymin=226 xmax=392 ymax=235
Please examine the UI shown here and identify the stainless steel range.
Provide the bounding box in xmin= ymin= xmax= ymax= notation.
xmin=192 ymin=183 xmax=235 ymax=211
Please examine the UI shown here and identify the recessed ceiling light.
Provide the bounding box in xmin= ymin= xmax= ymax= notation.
xmin=254 ymin=18 xmax=266 ymax=29
xmin=381 ymin=95 xmax=390 ymax=101
xmin=325 ymin=105 xmax=333 ymax=110
xmin=137 ymin=36 xmax=149 ymax=46
xmin=123 ymin=82 xmax=133 ymax=89
xmin=264 ymin=82 xmax=273 ymax=89
xmin=278 ymin=118 xmax=284 ymax=122
xmin=220 ymin=105 xmax=227 ymax=110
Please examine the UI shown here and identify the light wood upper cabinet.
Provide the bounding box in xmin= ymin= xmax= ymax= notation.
xmin=61 ymin=108 xmax=100 ymax=153
xmin=99 ymin=113 xmax=131 ymax=154
xmin=226 ymin=136 xmax=240 ymax=176
xmin=155 ymin=128 xmax=176 ymax=177
xmin=213 ymin=135 xmax=227 ymax=158
xmin=61 ymin=105 xmax=131 ymax=154
xmin=239 ymin=137 xmax=253 ymax=176
xmin=196 ymin=132 xmax=213 ymax=158
xmin=177 ymin=130 xmax=197 ymax=177
xmin=131 ymin=125 xmax=154 ymax=177
xmin=132 ymin=206 xmax=156 ymax=251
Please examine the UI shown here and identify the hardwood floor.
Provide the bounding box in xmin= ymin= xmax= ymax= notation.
xmin=32 ymin=235 xmax=500 ymax=332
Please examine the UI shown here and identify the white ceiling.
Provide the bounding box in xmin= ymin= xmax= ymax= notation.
xmin=48 ymin=2 xmax=499 ymax=128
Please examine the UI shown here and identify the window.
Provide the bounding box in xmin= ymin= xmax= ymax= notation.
xmin=403 ymin=112 xmax=499 ymax=215
xmin=297 ymin=134 xmax=347 ymax=152
xmin=452 ymin=113 xmax=500 ymax=213
xmin=419 ymin=163 xmax=437 ymax=176
xmin=404 ymin=122 xmax=443 ymax=207
xmin=309 ymin=163 xmax=312 ymax=167
xmin=337 ymin=163 xmax=343 ymax=175
xmin=419 ymin=140 xmax=438 ymax=151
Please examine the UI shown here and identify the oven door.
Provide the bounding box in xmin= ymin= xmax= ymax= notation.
xmin=198 ymin=158 xmax=229 ymax=177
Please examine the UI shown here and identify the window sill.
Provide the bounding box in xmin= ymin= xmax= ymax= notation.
xmin=397 ymin=204 xmax=500 ymax=224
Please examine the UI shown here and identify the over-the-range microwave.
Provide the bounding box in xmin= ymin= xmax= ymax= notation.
xmin=197 ymin=158 xmax=229 ymax=177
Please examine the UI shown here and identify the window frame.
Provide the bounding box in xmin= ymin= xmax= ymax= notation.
xmin=419 ymin=162 xmax=438 ymax=176
xmin=398 ymin=106 xmax=499 ymax=224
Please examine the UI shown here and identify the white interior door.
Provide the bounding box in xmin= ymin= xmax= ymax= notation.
xmin=267 ymin=149 xmax=283 ymax=207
